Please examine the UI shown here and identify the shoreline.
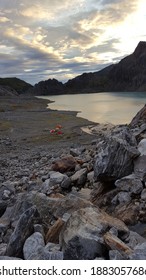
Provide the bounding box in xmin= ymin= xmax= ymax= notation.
xmin=0 ymin=95 xmax=97 ymax=156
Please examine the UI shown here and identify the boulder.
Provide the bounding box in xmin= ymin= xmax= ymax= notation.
xmin=5 ymin=206 xmax=39 ymax=258
xmin=23 ymin=232 xmax=45 ymax=260
xmin=115 ymin=174 xmax=143 ymax=195
xmin=60 ymin=207 xmax=129 ymax=260
xmin=94 ymin=130 xmax=139 ymax=182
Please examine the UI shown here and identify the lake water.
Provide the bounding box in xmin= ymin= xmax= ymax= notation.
xmin=39 ymin=92 xmax=146 ymax=125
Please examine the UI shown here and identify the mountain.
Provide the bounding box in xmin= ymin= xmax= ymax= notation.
xmin=0 ymin=77 xmax=33 ymax=95
xmin=65 ymin=41 xmax=146 ymax=93
xmin=33 ymin=78 xmax=66 ymax=95
xmin=33 ymin=41 xmax=146 ymax=95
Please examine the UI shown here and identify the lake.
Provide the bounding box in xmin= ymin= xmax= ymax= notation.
xmin=39 ymin=92 xmax=146 ymax=125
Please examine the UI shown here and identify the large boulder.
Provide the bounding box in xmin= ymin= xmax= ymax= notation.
xmin=94 ymin=128 xmax=139 ymax=182
xmin=60 ymin=207 xmax=129 ymax=259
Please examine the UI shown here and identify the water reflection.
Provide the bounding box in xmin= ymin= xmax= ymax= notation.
xmin=39 ymin=92 xmax=146 ymax=125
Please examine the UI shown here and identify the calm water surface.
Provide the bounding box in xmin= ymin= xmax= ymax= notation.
xmin=39 ymin=92 xmax=146 ymax=125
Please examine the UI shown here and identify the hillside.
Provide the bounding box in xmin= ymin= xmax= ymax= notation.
xmin=0 ymin=77 xmax=33 ymax=95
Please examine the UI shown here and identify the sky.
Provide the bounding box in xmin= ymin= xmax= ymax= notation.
xmin=0 ymin=0 xmax=146 ymax=85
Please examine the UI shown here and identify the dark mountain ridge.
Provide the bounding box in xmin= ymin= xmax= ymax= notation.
xmin=0 ymin=77 xmax=33 ymax=96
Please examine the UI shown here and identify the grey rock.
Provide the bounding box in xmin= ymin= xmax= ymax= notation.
xmin=87 ymin=171 xmax=94 ymax=183
xmin=141 ymin=189 xmax=146 ymax=200
xmin=45 ymin=242 xmax=60 ymax=252
xmin=125 ymin=231 xmax=146 ymax=249
xmin=5 ymin=206 xmax=39 ymax=258
xmin=70 ymin=147 xmax=85 ymax=157
xmin=137 ymin=139 xmax=146 ymax=155
xmin=134 ymin=155 xmax=146 ymax=180
xmin=23 ymin=232 xmax=45 ymax=260
xmin=71 ymin=168 xmax=87 ymax=186
xmin=61 ymin=177 xmax=71 ymax=190
xmin=50 ymin=172 xmax=69 ymax=187
xmin=112 ymin=192 xmax=131 ymax=205
xmin=129 ymin=242 xmax=146 ymax=259
xmin=109 ymin=250 xmax=128 ymax=260
xmin=0 ymin=243 xmax=7 ymax=256
xmin=27 ymin=246 xmax=63 ymax=260
xmin=63 ymin=235 xmax=105 ymax=260
xmin=115 ymin=175 xmax=143 ymax=194
xmin=94 ymin=130 xmax=139 ymax=182
xmin=41 ymin=179 xmax=51 ymax=194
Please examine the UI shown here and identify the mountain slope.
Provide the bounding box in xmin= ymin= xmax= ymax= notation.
xmin=0 ymin=77 xmax=33 ymax=95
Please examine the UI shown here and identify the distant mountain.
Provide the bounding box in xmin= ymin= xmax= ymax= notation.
xmin=65 ymin=41 xmax=146 ymax=93
xmin=33 ymin=41 xmax=146 ymax=95
xmin=33 ymin=78 xmax=66 ymax=95
xmin=0 ymin=77 xmax=33 ymax=95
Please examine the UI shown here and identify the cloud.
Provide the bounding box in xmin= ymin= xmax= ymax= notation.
xmin=0 ymin=0 xmax=145 ymax=84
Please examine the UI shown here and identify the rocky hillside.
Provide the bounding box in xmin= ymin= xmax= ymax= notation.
xmin=0 ymin=77 xmax=33 ymax=95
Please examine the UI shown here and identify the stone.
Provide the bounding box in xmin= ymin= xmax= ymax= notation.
xmin=50 ymin=172 xmax=70 ymax=188
xmin=130 ymin=104 xmax=146 ymax=128
xmin=109 ymin=250 xmax=128 ymax=260
xmin=27 ymin=246 xmax=63 ymax=260
xmin=60 ymin=207 xmax=129 ymax=260
xmin=52 ymin=193 xmax=92 ymax=219
xmin=115 ymin=175 xmax=143 ymax=195
xmin=103 ymin=232 xmax=133 ymax=255
xmin=141 ymin=189 xmax=146 ymax=200
xmin=41 ymin=179 xmax=51 ymax=194
xmin=70 ymin=147 xmax=85 ymax=157
xmin=129 ymin=242 xmax=146 ymax=259
xmin=23 ymin=232 xmax=45 ymax=260
xmin=137 ymin=139 xmax=146 ymax=155
xmin=134 ymin=155 xmax=146 ymax=180
xmin=113 ymin=202 xmax=140 ymax=225
xmin=5 ymin=206 xmax=39 ymax=258
xmin=45 ymin=242 xmax=60 ymax=252
xmin=51 ymin=156 xmax=76 ymax=173
xmin=87 ymin=171 xmax=94 ymax=183
xmin=71 ymin=168 xmax=87 ymax=186
xmin=61 ymin=177 xmax=71 ymax=190
xmin=0 ymin=243 xmax=7 ymax=256
xmin=125 ymin=230 xmax=146 ymax=249
xmin=45 ymin=218 xmax=65 ymax=244
xmin=111 ymin=192 xmax=131 ymax=205
xmin=94 ymin=130 xmax=139 ymax=182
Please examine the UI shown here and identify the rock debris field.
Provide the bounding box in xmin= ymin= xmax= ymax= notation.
xmin=1 ymin=97 xmax=146 ymax=260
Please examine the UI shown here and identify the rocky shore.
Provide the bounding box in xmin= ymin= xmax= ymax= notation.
xmin=1 ymin=96 xmax=146 ymax=260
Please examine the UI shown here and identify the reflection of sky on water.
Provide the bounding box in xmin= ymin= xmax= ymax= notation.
xmin=40 ymin=92 xmax=146 ymax=125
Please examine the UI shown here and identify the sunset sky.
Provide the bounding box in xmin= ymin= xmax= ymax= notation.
xmin=0 ymin=0 xmax=146 ymax=85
